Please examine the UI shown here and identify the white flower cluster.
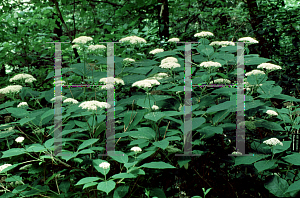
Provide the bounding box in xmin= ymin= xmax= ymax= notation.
xmin=152 ymin=105 xmax=159 ymax=110
xmin=9 ymin=73 xmax=37 ymax=83
xmin=194 ymin=31 xmax=214 ymax=37
xmin=63 ymin=98 xmax=79 ymax=104
xmin=53 ymin=80 xmax=66 ymax=86
xmin=15 ymin=136 xmax=24 ymax=143
xmin=0 ymin=85 xmax=22 ymax=94
xmin=199 ymin=61 xmax=222 ymax=68
xmin=132 ymin=79 xmax=160 ymax=89
xmin=266 ymin=110 xmax=278 ymax=116
xmin=238 ymin=37 xmax=259 ymax=44
xmin=119 ymin=36 xmax=146 ymax=45
xmin=50 ymin=95 xmax=67 ymax=102
xmin=147 ymin=73 xmax=169 ymax=80
xmin=149 ymin=48 xmax=164 ymax=55
xmin=159 ymin=57 xmax=180 ymax=69
xmin=263 ymin=138 xmax=283 ymax=146
xmin=209 ymin=41 xmax=235 ymax=47
xmin=131 ymin=146 xmax=142 ymax=152
xmin=99 ymin=77 xmax=125 ymax=85
xmin=209 ymin=78 xmax=231 ymax=84
xmin=231 ymin=151 xmax=243 ymax=155
xmin=17 ymin=102 xmax=28 ymax=108
xmin=123 ymin=58 xmax=135 ymax=63
xmin=257 ymin=63 xmax=282 ymax=71
xmin=100 ymin=84 xmax=115 ymax=90
xmin=245 ymin=69 xmax=265 ymax=76
xmin=72 ymin=36 xmax=93 ymax=44
xmin=0 ymin=164 xmax=12 ymax=173
xmin=168 ymin=38 xmax=180 ymax=42
xmin=99 ymin=162 xmax=110 ymax=169
xmin=72 ymin=44 xmax=80 ymax=48
xmin=79 ymin=100 xmax=111 ymax=111
xmin=88 ymin=44 xmax=106 ymax=51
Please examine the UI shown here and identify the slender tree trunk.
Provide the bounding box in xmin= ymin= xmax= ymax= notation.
xmin=158 ymin=0 xmax=169 ymax=40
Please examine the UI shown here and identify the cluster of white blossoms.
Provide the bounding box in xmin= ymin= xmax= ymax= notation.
xmin=17 ymin=102 xmax=28 ymax=108
xmin=209 ymin=78 xmax=231 ymax=84
xmin=100 ymin=84 xmax=115 ymax=90
xmin=238 ymin=37 xmax=259 ymax=44
xmin=99 ymin=77 xmax=125 ymax=85
xmin=263 ymin=138 xmax=283 ymax=147
xmin=132 ymin=79 xmax=160 ymax=89
xmin=99 ymin=162 xmax=110 ymax=169
xmin=53 ymin=80 xmax=66 ymax=86
xmin=168 ymin=38 xmax=180 ymax=42
xmin=209 ymin=41 xmax=235 ymax=47
xmin=149 ymin=48 xmax=164 ymax=55
xmin=50 ymin=95 xmax=67 ymax=102
xmin=88 ymin=44 xmax=106 ymax=51
xmin=151 ymin=105 xmax=159 ymax=110
xmin=119 ymin=36 xmax=147 ymax=45
xmin=131 ymin=146 xmax=142 ymax=152
xmin=15 ymin=136 xmax=24 ymax=143
xmin=159 ymin=57 xmax=180 ymax=69
xmin=194 ymin=31 xmax=214 ymax=37
xmin=266 ymin=110 xmax=278 ymax=116
xmin=231 ymin=151 xmax=243 ymax=155
xmin=123 ymin=58 xmax=135 ymax=63
xmin=0 ymin=85 xmax=22 ymax=95
xmin=79 ymin=100 xmax=111 ymax=111
xmin=257 ymin=63 xmax=282 ymax=71
xmin=72 ymin=36 xmax=93 ymax=44
xmin=147 ymin=73 xmax=169 ymax=80
xmin=0 ymin=164 xmax=12 ymax=173
xmin=199 ymin=61 xmax=222 ymax=68
xmin=63 ymin=98 xmax=79 ymax=104
xmin=9 ymin=73 xmax=37 ymax=83
xmin=245 ymin=69 xmax=265 ymax=76
xmin=72 ymin=44 xmax=80 ymax=48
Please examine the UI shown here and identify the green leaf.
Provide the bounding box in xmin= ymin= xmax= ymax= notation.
xmin=1 ymin=148 xmax=26 ymax=158
xmin=140 ymin=162 xmax=176 ymax=169
xmin=113 ymin=185 xmax=129 ymax=198
xmin=111 ymin=173 xmax=137 ymax=179
xmin=153 ymin=139 xmax=169 ymax=150
xmin=281 ymin=153 xmax=300 ymax=166
xmin=244 ymin=57 xmax=271 ymax=65
xmin=75 ymin=177 xmax=101 ymax=186
xmin=0 ymin=163 xmax=19 ymax=173
xmin=234 ymin=154 xmax=269 ymax=166
xmin=19 ymin=117 xmax=36 ymax=126
xmin=144 ymin=112 xmax=165 ymax=122
xmin=179 ymin=117 xmax=206 ymax=133
xmin=5 ymin=107 xmax=28 ymax=118
xmin=41 ymin=109 xmax=54 ymax=120
xmin=77 ymin=139 xmax=99 ymax=151
xmin=109 ymin=151 xmax=128 ymax=164
xmin=26 ymin=144 xmax=47 ymax=153
xmin=83 ymin=182 xmax=98 ymax=190
xmin=285 ymin=179 xmax=300 ymax=194
xmin=197 ymin=126 xmax=223 ymax=139
xmin=264 ymin=176 xmax=290 ymax=197
xmin=137 ymin=99 xmax=154 ymax=109
xmin=197 ymin=45 xmax=214 ymax=56
xmin=254 ymin=159 xmax=276 ymax=173
xmin=257 ymin=85 xmax=282 ymax=99
xmin=206 ymin=101 xmax=236 ymax=113
xmin=97 ymin=180 xmax=116 ymax=195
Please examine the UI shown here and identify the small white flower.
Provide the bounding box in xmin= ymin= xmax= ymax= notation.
xmin=161 ymin=57 xmax=178 ymax=64
xmin=79 ymin=100 xmax=111 ymax=111
xmin=99 ymin=162 xmax=110 ymax=169
xmin=0 ymin=164 xmax=12 ymax=173
xmin=15 ymin=136 xmax=24 ymax=143
xmin=199 ymin=61 xmax=222 ymax=68
xmin=50 ymin=96 xmax=67 ymax=102
xmin=152 ymin=105 xmax=159 ymax=110
xmin=9 ymin=73 xmax=36 ymax=83
xmin=266 ymin=110 xmax=278 ymax=116
xmin=263 ymin=138 xmax=283 ymax=146
xmin=245 ymin=69 xmax=265 ymax=76
xmin=99 ymin=77 xmax=125 ymax=85
xmin=194 ymin=31 xmax=214 ymax=37
xmin=149 ymin=48 xmax=164 ymax=55
xmin=63 ymin=98 xmax=79 ymax=104
xmin=238 ymin=37 xmax=259 ymax=44
xmin=119 ymin=36 xmax=146 ymax=45
xmin=209 ymin=78 xmax=231 ymax=84
xmin=231 ymin=151 xmax=243 ymax=155
xmin=0 ymin=85 xmax=22 ymax=94
xmin=132 ymin=79 xmax=160 ymax=89
xmin=72 ymin=36 xmax=93 ymax=44
xmin=131 ymin=146 xmax=142 ymax=152
xmin=17 ymin=102 xmax=28 ymax=108
xmin=168 ymin=38 xmax=180 ymax=42
xmin=257 ymin=63 xmax=282 ymax=71
xmin=88 ymin=44 xmax=106 ymax=51
xmin=123 ymin=58 xmax=135 ymax=63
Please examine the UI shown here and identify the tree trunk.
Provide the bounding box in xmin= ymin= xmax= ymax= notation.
xmin=158 ymin=0 xmax=169 ymax=40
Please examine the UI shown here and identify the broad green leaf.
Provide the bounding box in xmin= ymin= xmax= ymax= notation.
xmin=78 ymin=149 xmax=94 ymax=154
xmin=234 ymin=154 xmax=269 ymax=166
xmin=257 ymin=85 xmax=282 ymax=99
xmin=109 ymin=151 xmax=128 ymax=164
xmin=179 ymin=117 xmax=206 ymax=133
xmin=244 ymin=57 xmax=271 ymax=65
xmin=75 ymin=177 xmax=101 ymax=186
xmin=19 ymin=117 xmax=36 ymax=126
xmin=97 ymin=180 xmax=116 ymax=195
xmin=5 ymin=107 xmax=28 ymax=118
xmin=254 ymin=159 xmax=277 ymax=173
xmin=113 ymin=185 xmax=129 ymax=198
xmin=0 ymin=129 xmax=15 ymax=139
xmin=111 ymin=173 xmax=137 ymax=179
xmin=264 ymin=176 xmax=290 ymax=197
xmin=77 ymin=139 xmax=99 ymax=151
xmin=144 ymin=112 xmax=165 ymax=122
xmin=137 ymin=99 xmax=154 ymax=109
xmin=26 ymin=144 xmax=47 ymax=153
xmin=285 ymin=179 xmax=300 ymax=194
xmin=206 ymin=100 xmax=236 ymax=113
xmin=281 ymin=153 xmax=300 ymax=165
xmin=153 ymin=139 xmax=169 ymax=150
xmin=1 ymin=148 xmax=26 ymax=158
xmin=140 ymin=162 xmax=176 ymax=169
xmin=197 ymin=126 xmax=223 ymax=139
xmin=0 ymin=163 xmax=19 ymax=173
xmin=41 ymin=109 xmax=54 ymax=120
xmin=83 ymin=182 xmax=98 ymax=190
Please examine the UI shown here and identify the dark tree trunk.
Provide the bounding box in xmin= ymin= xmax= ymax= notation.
xmin=0 ymin=64 xmax=6 ymax=78
xmin=158 ymin=0 xmax=169 ymax=40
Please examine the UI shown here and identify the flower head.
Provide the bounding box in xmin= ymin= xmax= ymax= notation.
xmin=123 ymin=58 xmax=135 ymax=63
xmin=0 ymin=85 xmax=22 ymax=94
xmin=99 ymin=77 xmax=125 ymax=85
xmin=159 ymin=62 xmax=181 ymax=69
xmin=263 ymin=138 xmax=283 ymax=146
xmin=266 ymin=110 xmax=278 ymax=116
xmin=0 ymin=164 xmax=12 ymax=173
xmin=168 ymin=38 xmax=180 ymax=42
xmin=119 ymin=36 xmax=146 ymax=45
xmin=88 ymin=44 xmax=106 ymax=51
xmin=72 ymin=44 xmax=80 ymax=48
xmin=199 ymin=61 xmax=222 ymax=68
xmin=50 ymin=96 xmax=67 ymax=102
xmin=72 ymin=36 xmax=93 ymax=44
xmin=79 ymin=100 xmax=111 ymax=111
xmin=63 ymin=98 xmax=79 ymax=104
xmin=161 ymin=57 xmax=178 ymax=64
xmin=100 ymin=84 xmax=115 ymax=90
xmin=99 ymin=162 xmax=110 ymax=169
xmin=131 ymin=146 xmax=142 ymax=152
xmin=149 ymin=48 xmax=164 ymax=55
xmin=245 ymin=69 xmax=265 ymax=76
xmin=238 ymin=37 xmax=259 ymax=44
xmin=210 ymin=41 xmax=235 ymax=47
xmin=17 ymin=102 xmax=28 ymax=108
xmin=9 ymin=73 xmax=36 ymax=83
xmin=231 ymin=151 xmax=243 ymax=155
xmin=132 ymin=79 xmax=160 ymax=89
xmin=15 ymin=136 xmax=24 ymax=143
xmin=53 ymin=80 xmax=66 ymax=86
xmin=194 ymin=31 xmax=214 ymax=37
xmin=152 ymin=105 xmax=159 ymax=110
xmin=257 ymin=63 xmax=282 ymax=71
xmin=209 ymin=78 xmax=231 ymax=84
xmin=147 ymin=73 xmax=169 ymax=80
